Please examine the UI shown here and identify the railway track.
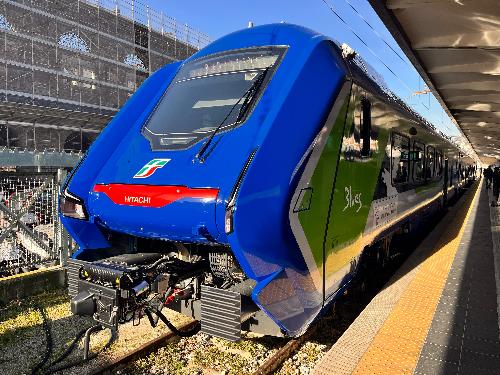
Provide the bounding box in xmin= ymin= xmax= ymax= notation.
xmin=88 ymin=322 xmax=310 ymax=375
xmin=81 ymin=319 xmax=319 ymax=375
xmin=89 ymin=321 xmax=199 ymax=375
xmin=252 ymin=326 xmax=318 ymax=375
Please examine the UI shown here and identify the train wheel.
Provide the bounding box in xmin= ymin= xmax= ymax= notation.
xmin=377 ymin=250 xmax=389 ymax=270
xmin=358 ymin=278 xmax=367 ymax=294
xmin=377 ymin=237 xmax=392 ymax=269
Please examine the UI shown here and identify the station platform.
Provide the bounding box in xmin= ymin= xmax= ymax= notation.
xmin=313 ymin=180 xmax=500 ymax=375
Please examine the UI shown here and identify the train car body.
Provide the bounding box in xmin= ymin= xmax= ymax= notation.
xmin=61 ymin=24 xmax=476 ymax=340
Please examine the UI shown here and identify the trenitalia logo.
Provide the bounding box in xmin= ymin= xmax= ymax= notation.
xmin=133 ymin=159 xmax=170 ymax=179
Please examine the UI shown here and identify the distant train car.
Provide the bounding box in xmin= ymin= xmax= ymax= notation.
xmin=60 ymin=24 xmax=476 ymax=341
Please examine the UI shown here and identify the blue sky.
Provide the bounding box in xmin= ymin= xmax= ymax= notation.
xmin=141 ymin=0 xmax=461 ymax=138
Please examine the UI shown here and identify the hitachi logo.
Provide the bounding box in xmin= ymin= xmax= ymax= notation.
xmin=124 ymin=196 xmax=151 ymax=204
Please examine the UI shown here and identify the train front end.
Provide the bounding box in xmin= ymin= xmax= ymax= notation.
xmin=60 ymin=24 xmax=348 ymax=340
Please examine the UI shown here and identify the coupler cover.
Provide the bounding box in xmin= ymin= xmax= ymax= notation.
xmin=72 ymin=279 xmax=119 ymax=328
xmin=201 ymin=285 xmax=241 ymax=341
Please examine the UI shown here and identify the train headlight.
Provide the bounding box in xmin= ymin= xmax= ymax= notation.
xmin=224 ymin=149 xmax=258 ymax=235
xmin=225 ymin=206 xmax=235 ymax=234
xmin=60 ymin=188 xmax=88 ymax=220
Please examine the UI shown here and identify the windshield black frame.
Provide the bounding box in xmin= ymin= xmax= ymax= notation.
xmin=142 ymin=46 xmax=287 ymax=151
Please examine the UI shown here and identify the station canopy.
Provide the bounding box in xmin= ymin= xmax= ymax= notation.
xmin=369 ymin=0 xmax=500 ymax=165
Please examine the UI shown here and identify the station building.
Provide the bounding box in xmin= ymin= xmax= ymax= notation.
xmin=0 ymin=0 xmax=208 ymax=167
xmin=0 ymin=0 xmax=208 ymax=274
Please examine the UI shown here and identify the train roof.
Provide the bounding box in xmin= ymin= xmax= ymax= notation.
xmin=342 ymin=45 xmax=460 ymax=150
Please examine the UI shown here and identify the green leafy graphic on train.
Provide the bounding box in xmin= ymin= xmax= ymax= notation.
xmin=298 ymin=91 xmax=389 ymax=270
xmin=327 ymin=113 xmax=388 ymax=255
xmin=297 ymin=96 xmax=350 ymax=268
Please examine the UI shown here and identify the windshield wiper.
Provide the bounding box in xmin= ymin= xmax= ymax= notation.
xmin=234 ymin=67 xmax=270 ymax=124
xmin=196 ymin=67 xmax=270 ymax=162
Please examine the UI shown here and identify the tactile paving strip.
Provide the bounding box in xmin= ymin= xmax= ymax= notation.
xmin=414 ymin=184 xmax=500 ymax=374
xmin=313 ymin=182 xmax=481 ymax=375
xmin=488 ymin=189 xmax=500 ymax=339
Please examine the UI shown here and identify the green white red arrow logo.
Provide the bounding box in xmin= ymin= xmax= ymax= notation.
xmin=133 ymin=159 xmax=170 ymax=179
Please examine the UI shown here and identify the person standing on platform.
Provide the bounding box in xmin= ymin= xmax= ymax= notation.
xmin=492 ymin=167 xmax=500 ymax=207
xmin=485 ymin=165 xmax=493 ymax=189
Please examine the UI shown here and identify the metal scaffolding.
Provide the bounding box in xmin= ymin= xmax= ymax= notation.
xmin=0 ymin=172 xmax=59 ymax=275
xmin=0 ymin=0 xmax=209 ymax=155
xmin=0 ymin=0 xmax=209 ymax=275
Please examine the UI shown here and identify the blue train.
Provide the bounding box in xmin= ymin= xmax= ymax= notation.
xmin=61 ymin=24 xmax=476 ymax=341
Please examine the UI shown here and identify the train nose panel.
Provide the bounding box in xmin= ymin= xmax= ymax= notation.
xmin=89 ymin=184 xmax=220 ymax=242
xmin=93 ymin=184 xmax=219 ymax=208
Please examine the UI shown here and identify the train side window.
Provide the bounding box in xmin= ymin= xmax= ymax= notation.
xmin=449 ymin=163 xmax=453 ymax=186
xmin=391 ymin=132 xmax=410 ymax=184
xmin=426 ymin=146 xmax=435 ymax=179
xmin=436 ymin=151 xmax=443 ymax=177
xmin=412 ymin=141 xmax=425 ymax=182
xmin=360 ymin=98 xmax=371 ymax=158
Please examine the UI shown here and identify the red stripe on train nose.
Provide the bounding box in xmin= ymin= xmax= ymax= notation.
xmin=93 ymin=184 xmax=219 ymax=208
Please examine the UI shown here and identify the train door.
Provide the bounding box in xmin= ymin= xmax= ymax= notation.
xmin=322 ymin=84 xmax=389 ymax=301
xmin=443 ymin=159 xmax=449 ymax=204
xmin=412 ymin=141 xmax=425 ymax=184
xmin=289 ymin=81 xmax=353 ymax=302
xmin=426 ymin=146 xmax=435 ymax=181
xmin=451 ymin=158 xmax=455 ymax=185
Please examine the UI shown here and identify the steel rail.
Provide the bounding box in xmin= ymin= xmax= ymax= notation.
xmin=89 ymin=320 xmax=199 ymax=375
xmin=252 ymin=325 xmax=318 ymax=375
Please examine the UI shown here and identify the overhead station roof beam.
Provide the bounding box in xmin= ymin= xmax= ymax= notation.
xmin=368 ymin=0 xmax=500 ymax=164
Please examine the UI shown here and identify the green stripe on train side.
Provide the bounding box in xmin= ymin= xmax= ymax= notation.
xmin=297 ymin=89 xmax=389 ymax=273
xmin=297 ymin=96 xmax=351 ymax=267
xmin=325 ymin=127 xmax=389 ymax=254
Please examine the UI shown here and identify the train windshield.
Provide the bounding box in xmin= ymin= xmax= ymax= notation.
xmin=142 ymin=47 xmax=286 ymax=150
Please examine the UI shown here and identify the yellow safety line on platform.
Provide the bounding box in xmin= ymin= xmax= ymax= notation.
xmin=353 ymin=182 xmax=481 ymax=375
